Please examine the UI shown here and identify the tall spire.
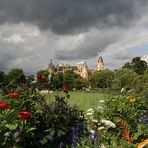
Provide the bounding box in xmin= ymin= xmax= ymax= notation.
xmin=97 ymin=50 xmax=104 ymax=70
xmin=98 ymin=50 xmax=102 ymax=57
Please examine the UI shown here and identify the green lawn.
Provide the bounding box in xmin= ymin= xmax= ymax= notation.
xmin=0 ymin=91 xmax=108 ymax=112
xmin=44 ymin=91 xmax=107 ymax=111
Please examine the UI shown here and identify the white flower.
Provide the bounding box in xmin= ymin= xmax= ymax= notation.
xmin=97 ymin=106 xmax=104 ymax=112
xmin=100 ymin=143 xmax=106 ymax=148
xmin=100 ymin=119 xmax=116 ymax=128
xmin=87 ymin=108 xmax=94 ymax=112
xmin=99 ymin=100 xmax=105 ymax=103
xmin=98 ymin=126 xmax=105 ymax=131
xmin=86 ymin=112 xmax=94 ymax=116
xmin=90 ymin=129 xmax=95 ymax=134
xmin=91 ymin=119 xmax=98 ymax=123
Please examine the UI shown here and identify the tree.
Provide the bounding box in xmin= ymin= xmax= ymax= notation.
xmin=63 ymin=70 xmax=79 ymax=90
xmin=7 ymin=68 xmax=26 ymax=85
xmin=122 ymin=57 xmax=147 ymax=75
xmin=0 ymin=71 xmax=5 ymax=83
xmin=122 ymin=62 xmax=132 ymax=69
xmin=36 ymin=70 xmax=49 ymax=82
xmin=73 ymin=77 xmax=88 ymax=90
xmin=52 ymin=73 xmax=63 ymax=89
xmin=89 ymin=70 xmax=114 ymax=88
xmin=113 ymin=68 xmax=138 ymax=89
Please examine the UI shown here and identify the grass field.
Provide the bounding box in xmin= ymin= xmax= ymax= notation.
xmin=0 ymin=91 xmax=108 ymax=112
xmin=44 ymin=91 xmax=108 ymax=111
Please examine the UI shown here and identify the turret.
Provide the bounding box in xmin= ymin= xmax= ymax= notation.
xmin=97 ymin=51 xmax=104 ymax=70
xmin=48 ymin=59 xmax=55 ymax=74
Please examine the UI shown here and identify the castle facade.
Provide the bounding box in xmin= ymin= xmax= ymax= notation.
xmin=48 ymin=53 xmax=104 ymax=79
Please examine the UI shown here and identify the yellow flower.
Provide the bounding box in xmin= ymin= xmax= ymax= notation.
xmin=138 ymin=139 xmax=148 ymax=148
xmin=130 ymin=98 xmax=136 ymax=103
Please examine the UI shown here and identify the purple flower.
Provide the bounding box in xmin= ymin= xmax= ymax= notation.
xmin=139 ymin=115 xmax=148 ymax=124
xmin=59 ymin=142 xmax=64 ymax=148
xmin=71 ymin=125 xmax=80 ymax=148
xmin=82 ymin=124 xmax=87 ymax=136
xmin=89 ymin=129 xmax=99 ymax=144
xmin=14 ymin=130 xmax=21 ymax=137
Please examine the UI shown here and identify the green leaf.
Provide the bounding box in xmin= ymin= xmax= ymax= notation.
xmin=5 ymin=123 xmax=18 ymax=130
xmin=26 ymin=127 xmax=36 ymax=133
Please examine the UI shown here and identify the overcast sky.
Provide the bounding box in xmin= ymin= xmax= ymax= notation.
xmin=0 ymin=0 xmax=148 ymax=74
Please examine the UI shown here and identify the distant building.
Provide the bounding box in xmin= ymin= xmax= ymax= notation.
xmin=47 ymin=51 xmax=105 ymax=79
xmin=97 ymin=52 xmax=105 ymax=71
xmin=47 ymin=59 xmax=90 ymax=79
xmin=48 ymin=59 xmax=55 ymax=74
xmin=76 ymin=61 xmax=89 ymax=79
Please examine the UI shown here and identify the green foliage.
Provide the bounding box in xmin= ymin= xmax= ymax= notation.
xmin=51 ymin=73 xmax=63 ymax=89
xmin=122 ymin=62 xmax=132 ymax=69
xmin=89 ymin=70 xmax=114 ymax=88
xmin=0 ymin=71 xmax=5 ymax=83
xmin=122 ymin=57 xmax=147 ymax=75
xmin=92 ymin=93 xmax=148 ymax=147
xmin=113 ymin=68 xmax=137 ymax=89
xmin=74 ymin=77 xmax=88 ymax=90
xmin=63 ymin=70 xmax=79 ymax=89
xmin=37 ymin=70 xmax=49 ymax=79
xmin=0 ymin=83 xmax=86 ymax=147
xmin=7 ymin=68 xmax=26 ymax=85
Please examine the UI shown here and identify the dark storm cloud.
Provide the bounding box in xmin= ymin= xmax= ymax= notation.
xmin=0 ymin=0 xmax=147 ymax=34
xmin=0 ymin=0 xmax=148 ymax=72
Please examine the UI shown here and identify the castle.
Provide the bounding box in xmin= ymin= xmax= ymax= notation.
xmin=48 ymin=52 xmax=104 ymax=79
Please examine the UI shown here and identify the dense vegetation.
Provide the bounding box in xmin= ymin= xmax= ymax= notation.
xmin=0 ymin=56 xmax=147 ymax=147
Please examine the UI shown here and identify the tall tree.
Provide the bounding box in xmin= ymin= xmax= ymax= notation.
xmin=52 ymin=73 xmax=63 ymax=89
xmin=0 ymin=71 xmax=5 ymax=83
xmin=89 ymin=70 xmax=114 ymax=88
xmin=131 ymin=57 xmax=147 ymax=74
xmin=73 ymin=77 xmax=88 ymax=90
xmin=7 ymin=68 xmax=26 ymax=84
xmin=122 ymin=57 xmax=147 ymax=75
xmin=113 ymin=68 xmax=138 ymax=89
xmin=63 ymin=70 xmax=79 ymax=89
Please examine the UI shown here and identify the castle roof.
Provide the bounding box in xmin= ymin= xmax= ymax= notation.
xmin=98 ymin=56 xmax=104 ymax=63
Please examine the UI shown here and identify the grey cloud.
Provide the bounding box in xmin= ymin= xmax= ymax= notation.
xmin=0 ymin=0 xmax=148 ymax=73
xmin=55 ymin=27 xmax=124 ymax=60
xmin=0 ymin=0 xmax=147 ymax=34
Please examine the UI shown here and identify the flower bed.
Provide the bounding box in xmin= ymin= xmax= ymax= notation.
xmin=0 ymin=83 xmax=147 ymax=147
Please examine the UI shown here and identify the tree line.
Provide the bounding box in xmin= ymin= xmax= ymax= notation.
xmin=0 ymin=57 xmax=147 ymax=91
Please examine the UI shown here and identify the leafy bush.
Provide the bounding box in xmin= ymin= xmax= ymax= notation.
xmin=0 ymin=84 xmax=86 ymax=148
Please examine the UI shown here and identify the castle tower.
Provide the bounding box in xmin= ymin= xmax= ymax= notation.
xmin=48 ymin=59 xmax=55 ymax=74
xmin=77 ymin=60 xmax=89 ymax=79
xmin=97 ymin=51 xmax=104 ymax=70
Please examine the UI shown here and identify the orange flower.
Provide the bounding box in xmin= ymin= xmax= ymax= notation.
xmin=9 ymin=92 xmax=19 ymax=99
xmin=138 ymin=139 xmax=148 ymax=148
xmin=130 ymin=98 xmax=136 ymax=103
xmin=127 ymin=96 xmax=132 ymax=99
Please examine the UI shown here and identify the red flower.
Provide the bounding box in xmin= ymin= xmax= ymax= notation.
xmin=38 ymin=75 xmax=46 ymax=82
xmin=18 ymin=112 xmax=31 ymax=120
xmin=9 ymin=92 xmax=19 ymax=99
xmin=63 ymin=85 xmax=69 ymax=93
xmin=0 ymin=102 xmax=11 ymax=110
